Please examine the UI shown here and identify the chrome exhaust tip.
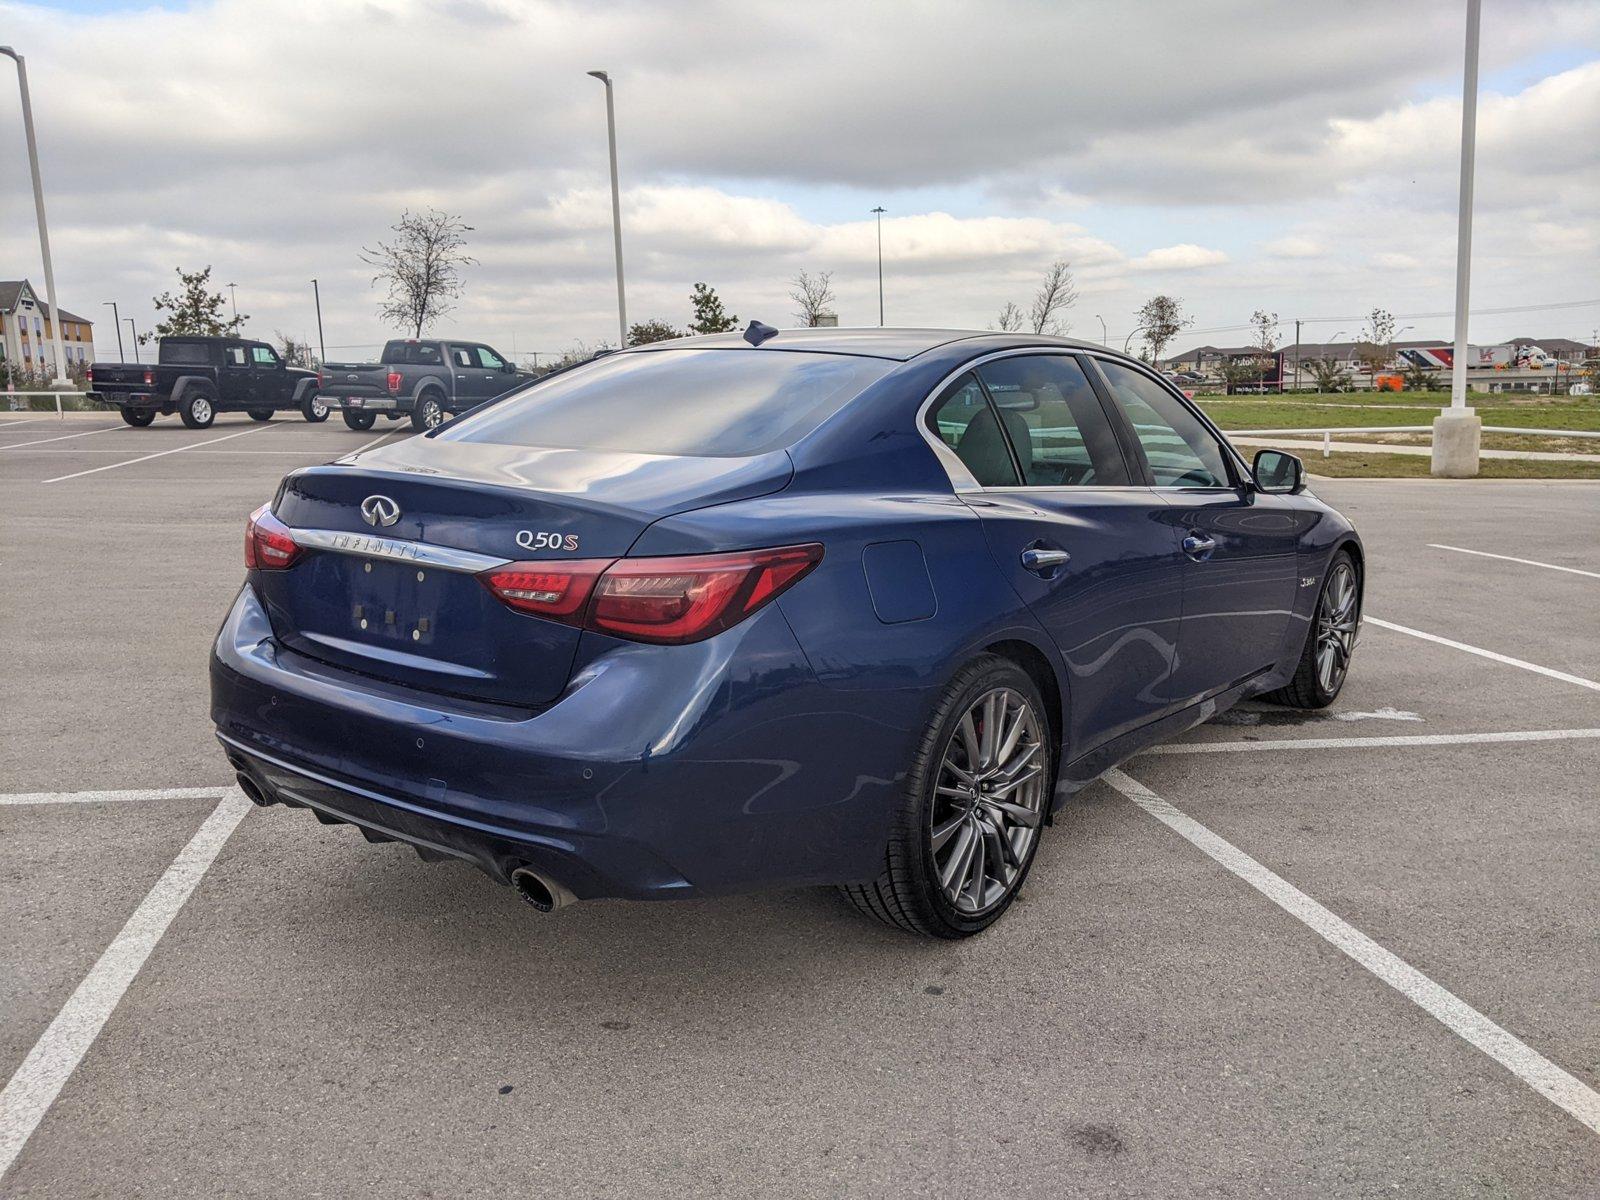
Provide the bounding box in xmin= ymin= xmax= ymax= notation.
xmin=510 ymin=866 xmax=574 ymax=913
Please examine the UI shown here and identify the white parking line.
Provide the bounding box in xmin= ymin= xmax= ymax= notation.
xmin=1367 ymin=617 xmax=1600 ymax=693
xmin=0 ymin=790 xmax=252 ymax=1180
xmin=1102 ymin=769 xmax=1600 ymax=1137
xmin=1428 ymin=544 xmax=1600 ymax=581
xmin=0 ymin=418 xmax=51 ymax=430
xmin=0 ymin=426 xmax=123 ymax=452
xmin=1148 ymin=728 xmax=1600 ymax=755
xmin=41 ymin=423 xmax=279 ymax=483
xmin=1 ymin=786 xmax=231 ymax=806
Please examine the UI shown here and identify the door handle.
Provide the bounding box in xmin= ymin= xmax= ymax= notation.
xmin=1182 ymin=534 xmax=1217 ymax=559
xmin=1020 ymin=547 xmax=1071 ymax=573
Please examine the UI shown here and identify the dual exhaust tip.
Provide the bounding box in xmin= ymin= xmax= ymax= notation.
xmin=236 ymin=769 xmax=573 ymax=914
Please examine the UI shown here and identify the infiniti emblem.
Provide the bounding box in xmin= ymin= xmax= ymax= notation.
xmin=361 ymin=495 xmax=401 ymax=528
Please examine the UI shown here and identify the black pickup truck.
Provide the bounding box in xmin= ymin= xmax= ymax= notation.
xmin=87 ymin=336 xmax=326 ymax=428
xmin=317 ymin=338 xmax=530 ymax=431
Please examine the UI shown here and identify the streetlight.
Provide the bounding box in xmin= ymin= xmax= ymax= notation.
xmin=2 ymin=45 xmax=71 ymax=387
xmin=587 ymin=70 xmax=627 ymax=347
xmin=102 ymin=301 xmax=124 ymax=361
xmin=1123 ymin=325 xmax=1145 ymax=355
xmin=310 ymin=279 xmax=326 ymax=365
xmin=871 ymin=206 xmax=886 ymax=326
xmin=1435 ymin=0 xmax=1482 ymax=477
xmin=227 ymin=282 xmax=238 ymax=323
xmin=125 ymin=317 xmax=140 ymax=364
xmin=1095 ymin=314 xmax=1107 ymax=345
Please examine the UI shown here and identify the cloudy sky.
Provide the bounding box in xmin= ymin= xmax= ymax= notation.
xmin=2 ymin=0 xmax=1597 ymax=363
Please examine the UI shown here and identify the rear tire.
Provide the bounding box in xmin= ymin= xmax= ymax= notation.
xmin=840 ymin=654 xmax=1053 ymax=938
xmin=247 ymin=409 xmax=273 ymax=422
xmin=300 ymin=395 xmax=330 ymax=423
xmin=1260 ymin=549 xmax=1359 ymax=709
xmin=178 ymin=389 xmax=217 ymax=429
xmin=119 ymin=408 xmax=155 ymax=427
xmin=342 ymin=409 xmax=377 ymax=431
xmin=410 ymin=393 xmax=445 ymax=432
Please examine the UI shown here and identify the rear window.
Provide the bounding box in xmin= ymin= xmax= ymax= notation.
xmin=381 ymin=340 xmax=443 ymax=366
xmin=442 ymin=349 xmax=891 ymax=457
xmin=160 ymin=341 xmax=212 ymax=366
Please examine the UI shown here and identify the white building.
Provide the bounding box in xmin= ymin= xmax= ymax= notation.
xmin=0 ymin=279 xmax=97 ymax=378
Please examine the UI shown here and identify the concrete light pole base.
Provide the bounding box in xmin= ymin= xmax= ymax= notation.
xmin=1431 ymin=407 xmax=1482 ymax=477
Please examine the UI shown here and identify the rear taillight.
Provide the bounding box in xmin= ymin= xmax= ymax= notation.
xmin=245 ymin=503 xmax=303 ymax=571
xmin=86 ymin=367 xmax=94 ymax=384
xmin=142 ymin=369 xmax=153 ymax=387
xmin=386 ymin=371 xmax=402 ymax=393
xmin=479 ymin=544 xmax=823 ymax=645
xmin=316 ymin=370 xmax=325 ymax=388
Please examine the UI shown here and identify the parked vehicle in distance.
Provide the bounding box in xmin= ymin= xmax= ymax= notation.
xmin=87 ymin=336 xmax=326 ymax=428
xmin=316 ymin=339 xmax=531 ymax=432
xmin=213 ymin=327 xmax=1363 ymax=938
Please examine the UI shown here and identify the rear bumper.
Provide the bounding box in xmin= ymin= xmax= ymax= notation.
xmin=318 ymin=391 xmax=403 ymax=412
xmin=210 ymin=584 xmax=917 ymax=904
xmin=86 ymin=391 xmax=159 ymax=408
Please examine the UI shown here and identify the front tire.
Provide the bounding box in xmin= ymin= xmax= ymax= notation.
xmin=300 ymin=395 xmax=329 ymax=423
xmin=342 ymin=410 xmax=377 ymax=431
xmin=178 ymin=389 xmax=217 ymax=429
xmin=410 ymin=393 xmax=445 ymax=432
xmin=119 ymin=408 xmax=156 ymax=427
xmin=1261 ymin=550 xmax=1360 ymax=708
xmin=841 ymin=655 xmax=1053 ymax=938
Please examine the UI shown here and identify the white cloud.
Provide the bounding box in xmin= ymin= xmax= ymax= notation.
xmin=1130 ymin=245 xmax=1229 ymax=271
xmin=1264 ymin=237 xmax=1326 ymax=259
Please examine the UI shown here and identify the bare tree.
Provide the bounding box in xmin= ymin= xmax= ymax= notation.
xmin=1250 ymin=309 xmax=1279 ymax=354
xmin=994 ymin=302 xmax=1025 ymax=332
xmin=1028 ymin=260 xmax=1077 ymax=335
xmin=789 ymin=270 xmax=836 ymax=327
xmin=1135 ymin=295 xmax=1192 ymax=366
xmin=1354 ymin=307 xmax=1397 ymax=389
xmin=361 ymin=208 xmax=476 ymax=337
xmin=276 ymin=331 xmax=317 ymax=368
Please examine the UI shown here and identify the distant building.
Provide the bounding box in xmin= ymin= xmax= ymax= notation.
xmin=0 ymin=279 xmax=96 ymax=377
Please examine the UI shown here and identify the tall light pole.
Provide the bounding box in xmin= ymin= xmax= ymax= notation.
xmin=310 ymin=278 xmax=326 ymax=365
xmin=226 ymin=282 xmax=238 ymax=323
xmin=103 ymin=300 xmax=124 ymax=361
xmin=1434 ymin=0 xmax=1482 ymax=477
xmin=2 ymin=46 xmax=71 ymax=387
xmin=125 ymin=317 xmax=140 ymax=364
xmin=1095 ymin=314 xmax=1107 ymax=345
xmin=587 ymin=70 xmax=627 ymax=346
xmin=871 ymin=206 xmax=886 ymax=326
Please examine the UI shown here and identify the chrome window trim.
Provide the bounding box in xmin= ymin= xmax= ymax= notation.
xmin=291 ymin=527 xmax=511 ymax=573
xmin=1080 ymin=351 xmax=1255 ymax=484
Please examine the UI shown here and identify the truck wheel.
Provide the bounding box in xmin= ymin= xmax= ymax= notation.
xmin=119 ymin=408 xmax=156 ymax=428
xmin=301 ymin=396 xmax=329 ymax=423
xmin=179 ymin=390 xmax=217 ymax=429
xmin=410 ymin=393 xmax=445 ymax=432
xmin=343 ymin=410 xmax=377 ymax=431
xmin=247 ymin=409 xmax=273 ymax=422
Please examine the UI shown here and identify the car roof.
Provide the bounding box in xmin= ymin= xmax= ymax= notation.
xmin=629 ymin=327 xmax=1105 ymax=363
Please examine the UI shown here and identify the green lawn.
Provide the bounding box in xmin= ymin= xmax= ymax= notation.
xmin=1305 ymin=451 xmax=1600 ymax=480
xmin=1200 ymin=392 xmax=1600 ymax=433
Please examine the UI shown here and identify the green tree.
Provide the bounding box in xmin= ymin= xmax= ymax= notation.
xmin=1136 ymin=294 xmax=1191 ymax=365
xmin=144 ymin=265 xmax=246 ymax=344
xmin=1304 ymin=355 xmax=1352 ymax=393
xmin=687 ymin=283 xmax=738 ymax=334
xmin=1354 ymin=307 xmax=1397 ymax=389
xmin=627 ymin=318 xmax=683 ymax=346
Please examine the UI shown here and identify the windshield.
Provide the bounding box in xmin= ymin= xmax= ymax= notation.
xmin=440 ymin=349 xmax=891 ymax=457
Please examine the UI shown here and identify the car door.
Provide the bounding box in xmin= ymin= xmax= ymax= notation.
xmin=250 ymin=343 xmax=285 ymax=404
xmin=221 ymin=342 xmax=256 ymax=409
xmin=1090 ymin=357 xmax=1302 ymax=707
xmin=474 ymin=345 xmax=516 ymax=400
xmin=930 ymin=353 xmax=1185 ymax=760
xmin=445 ymin=343 xmax=488 ymax=406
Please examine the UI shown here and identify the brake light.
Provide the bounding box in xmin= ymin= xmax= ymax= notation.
xmin=86 ymin=367 xmax=94 ymax=384
xmin=245 ymin=503 xmax=303 ymax=570
xmin=316 ymin=370 xmax=325 ymax=388
xmin=143 ymin=369 xmax=154 ymax=387
xmin=479 ymin=544 xmax=823 ymax=644
xmin=386 ymin=371 xmax=402 ymax=393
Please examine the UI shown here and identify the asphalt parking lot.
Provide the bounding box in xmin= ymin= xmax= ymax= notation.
xmin=3 ymin=411 xmax=1598 ymax=1197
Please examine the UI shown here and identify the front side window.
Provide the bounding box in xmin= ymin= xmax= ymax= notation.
xmin=975 ymin=355 xmax=1129 ymax=487
xmin=476 ymin=346 xmax=507 ymax=370
xmin=1098 ymin=360 xmax=1232 ymax=488
xmin=251 ymin=345 xmax=280 ymax=366
xmin=927 ymin=373 xmax=1019 ymax=487
xmin=445 ymin=348 xmax=891 ymax=458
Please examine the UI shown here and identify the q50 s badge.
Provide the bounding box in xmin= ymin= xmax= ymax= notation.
xmin=517 ymin=530 xmax=579 ymax=552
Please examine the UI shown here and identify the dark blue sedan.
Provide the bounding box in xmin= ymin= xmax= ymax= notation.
xmin=212 ymin=327 xmax=1362 ymax=937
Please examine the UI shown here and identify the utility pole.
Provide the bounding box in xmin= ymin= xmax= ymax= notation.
xmin=871 ymin=206 xmax=886 ymax=325
xmin=1433 ymin=0 xmax=1482 ymax=477
xmin=125 ymin=317 xmax=140 ymax=364
xmin=587 ymin=70 xmax=627 ymax=346
xmin=2 ymin=46 xmax=71 ymax=387
xmin=1292 ymin=318 xmax=1301 ymax=393
xmin=311 ymin=279 xmax=326 ymax=366
xmin=103 ymin=300 xmax=124 ymax=361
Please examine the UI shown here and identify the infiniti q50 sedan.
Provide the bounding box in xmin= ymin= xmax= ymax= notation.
xmin=211 ymin=327 xmax=1362 ymax=938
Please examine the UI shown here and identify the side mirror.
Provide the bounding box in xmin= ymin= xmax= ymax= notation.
xmin=502 ymin=362 xmax=515 ymax=373
xmin=1253 ymin=449 xmax=1304 ymax=494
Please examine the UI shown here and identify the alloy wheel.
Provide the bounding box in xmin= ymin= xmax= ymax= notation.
xmin=311 ymin=401 xmax=328 ymax=419
xmin=929 ymin=686 xmax=1046 ymax=915
xmin=1316 ymin=561 xmax=1358 ymax=693
xmin=193 ymin=397 xmax=212 ymax=423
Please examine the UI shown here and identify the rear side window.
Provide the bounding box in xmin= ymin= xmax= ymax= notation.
xmin=160 ymin=341 xmax=211 ymax=366
xmin=928 ymin=374 xmax=1019 ymax=487
xmin=975 ymin=355 xmax=1129 ymax=487
xmin=381 ymin=341 xmax=443 ymax=366
xmin=444 ymin=349 xmax=892 ymax=457
xmin=225 ymin=345 xmax=248 ymax=367
xmin=1098 ymin=361 xmax=1231 ymax=488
